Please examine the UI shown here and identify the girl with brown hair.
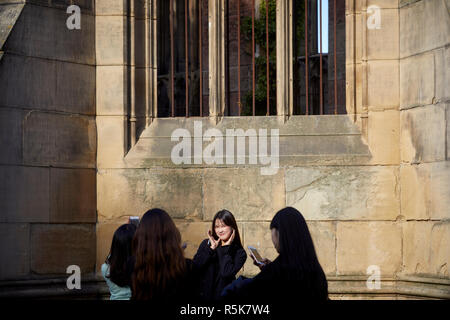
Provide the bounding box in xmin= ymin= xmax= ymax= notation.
xmin=131 ymin=208 xmax=199 ymax=301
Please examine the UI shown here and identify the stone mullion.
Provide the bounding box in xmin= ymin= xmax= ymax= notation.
xmin=276 ymin=0 xmax=293 ymax=121
xmin=145 ymin=0 xmax=152 ymax=126
xmin=209 ymin=0 xmax=226 ymax=123
xmin=360 ymin=0 xmax=369 ymax=140
xmin=147 ymin=0 xmax=158 ymax=126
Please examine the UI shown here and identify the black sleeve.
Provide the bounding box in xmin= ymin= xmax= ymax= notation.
xmin=216 ymin=246 xmax=247 ymax=278
xmin=193 ymin=239 xmax=216 ymax=269
xmin=226 ymin=263 xmax=275 ymax=302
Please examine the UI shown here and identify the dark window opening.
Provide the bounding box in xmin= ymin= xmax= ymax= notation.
xmin=157 ymin=0 xmax=209 ymax=117
xmin=293 ymin=0 xmax=346 ymax=115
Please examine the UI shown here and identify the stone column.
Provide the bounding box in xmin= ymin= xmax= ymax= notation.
xmin=209 ymin=0 xmax=226 ymax=123
xmin=276 ymin=0 xmax=293 ymax=121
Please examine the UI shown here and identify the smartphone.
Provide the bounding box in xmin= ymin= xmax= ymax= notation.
xmin=129 ymin=216 xmax=140 ymax=226
xmin=248 ymin=246 xmax=264 ymax=265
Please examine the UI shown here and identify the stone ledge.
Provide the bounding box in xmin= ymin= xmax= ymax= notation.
xmin=0 ymin=275 xmax=109 ymax=300
xmin=1 ymin=275 xmax=448 ymax=299
xmin=124 ymin=116 xmax=371 ymax=168
xmin=0 ymin=2 xmax=24 ymax=62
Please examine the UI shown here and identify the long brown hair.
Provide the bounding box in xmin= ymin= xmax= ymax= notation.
xmin=131 ymin=208 xmax=186 ymax=300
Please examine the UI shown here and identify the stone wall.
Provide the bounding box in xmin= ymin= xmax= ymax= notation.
xmin=95 ymin=0 xmax=449 ymax=299
xmin=398 ymin=0 xmax=449 ymax=280
xmin=1 ymin=0 xmax=447 ymax=299
xmin=0 ymin=0 xmax=97 ymax=285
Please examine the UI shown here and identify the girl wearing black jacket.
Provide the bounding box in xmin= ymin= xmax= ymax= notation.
xmin=193 ymin=210 xmax=247 ymax=301
xmin=223 ymin=207 xmax=328 ymax=306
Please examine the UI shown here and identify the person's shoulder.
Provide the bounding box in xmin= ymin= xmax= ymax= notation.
xmin=101 ymin=263 xmax=109 ymax=277
xmin=236 ymin=245 xmax=247 ymax=255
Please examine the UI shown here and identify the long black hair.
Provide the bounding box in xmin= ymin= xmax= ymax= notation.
xmin=211 ymin=209 xmax=243 ymax=248
xmin=106 ymin=223 xmax=137 ymax=287
xmin=270 ymin=207 xmax=328 ymax=299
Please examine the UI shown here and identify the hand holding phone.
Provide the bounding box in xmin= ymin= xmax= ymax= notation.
xmin=129 ymin=216 xmax=140 ymax=226
xmin=248 ymin=246 xmax=264 ymax=265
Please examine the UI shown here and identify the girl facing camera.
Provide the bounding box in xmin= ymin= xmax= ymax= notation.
xmin=193 ymin=209 xmax=247 ymax=301
xmin=102 ymin=223 xmax=137 ymax=300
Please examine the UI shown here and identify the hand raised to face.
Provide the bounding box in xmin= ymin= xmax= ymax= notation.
xmin=208 ymin=230 xmax=220 ymax=250
xmin=223 ymin=228 xmax=235 ymax=246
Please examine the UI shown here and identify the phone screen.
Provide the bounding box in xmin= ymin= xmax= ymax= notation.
xmin=129 ymin=216 xmax=140 ymax=226
xmin=248 ymin=246 xmax=264 ymax=264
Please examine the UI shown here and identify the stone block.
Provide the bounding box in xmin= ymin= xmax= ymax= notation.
xmin=175 ymin=221 xmax=211 ymax=259
xmin=428 ymin=161 xmax=450 ymax=220
xmin=203 ymin=168 xmax=285 ymax=221
xmin=286 ymin=166 xmax=399 ymax=221
xmin=401 ymin=162 xmax=450 ymax=220
xmin=400 ymin=52 xmax=435 ymax=109
xmin=308 ymin=221 xmax=337 ymax=275
xmin=241 ymin=222 xmax=278 ymax=276
xmin=0 ymin=2 xmax=24 ymax=48
xmin=400 ymin=105 xmax=446 ymax=163
xmin=4 ymin=5 xmax=95 ymax=64
xmin=402 ymin=221 xmax=433 ymax=275
xmin=367 ymin=8 xmax=399 ymax=60
xmin=0 ymin=224 xmax=30 ymax=280
xmin=96 ymin=15 xmax=126 ymax=65
xmin=367 ymin=60 xmax=399 ymax=110
xmin=0 ymin=54 xmax=55 ymax=110
xmin=367 ymin=0 xmax=399 ymax=9
xmin=447 ymin=105 xmax=450 ymax=160
xmin=368 ymin=110 xmax=400 ymax=165
xmin=55 ymin=61 xmax=95 ymax=115
xmin=71 ymin=0 xmax=94 ymax=13
xmin=31 ymin=224 xmax=96 ymax=275
xmin=430 ymin=221 xmax=450 ymax=278
xmin=96 ymin=66 xmax=126 ymax=116
xmin=400 ymin=0 xmax=450 ymax=58
xmin=96 ymin=0 xmax=125 ymax=16
xmin=97 ymin=168 xmax=203 ymax=222
xmin=336 ymin=222 xmax=402 ymax=275
xmin=53 ymin=12 xmax=95 ymax=65
xmin=23 ymin=112 xmax=96 ymax=168
xmin=0 ymin=108 xmax=24 ymax=165
xmin=435 ymin=46 xmax=449 ymax=104
xmin=403 ymin=220 xmax=450 ymax=278
xmin=400 ymin=164 xmax=429 ymax=220
xmin=96 ymin=116 xmax=127 ymax=168
xmin=0 ymin=166 xmax=49 ymax=223
xmin=50 ymin=168 xmax=96 ymax=223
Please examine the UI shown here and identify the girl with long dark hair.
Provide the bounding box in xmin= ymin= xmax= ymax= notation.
xmin=224 ymin=207 xmax=328 ymax=302
xmin=193 ymin=209 xmax=247 ymax=301
xmin=131 ymin=208 xmax=199 ymax=301
xmin=102 ymin=223 xmax=137 ymax=300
